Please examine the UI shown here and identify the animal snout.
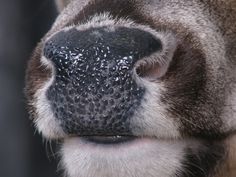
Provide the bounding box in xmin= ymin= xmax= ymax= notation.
xmin=43 ymin=26 xmax=163 ymax=136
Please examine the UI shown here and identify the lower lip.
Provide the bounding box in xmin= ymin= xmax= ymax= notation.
xmin=61 ymin=136 xmax=188 ymax=167
xmin=63 ymin=136 xmax=159 ymax=154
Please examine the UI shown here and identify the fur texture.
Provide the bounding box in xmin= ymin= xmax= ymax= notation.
xmin=25 ymin=0 xmax=236 ymax=177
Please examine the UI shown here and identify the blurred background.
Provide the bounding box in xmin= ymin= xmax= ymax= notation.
xmin=0 ymin=0 xmax=60 ymax=176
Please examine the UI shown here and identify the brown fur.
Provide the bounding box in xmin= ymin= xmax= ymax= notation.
xmin=214 ymin=134 xmax=236 ymax=177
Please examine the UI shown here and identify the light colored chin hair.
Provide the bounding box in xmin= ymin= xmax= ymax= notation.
xmin=60 ymin=138 xmax=201 ymax=177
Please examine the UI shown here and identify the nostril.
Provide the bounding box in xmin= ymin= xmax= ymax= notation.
xmin=135 ymin=62 xmax=162 ymax=80
xmin=134 ymin=35 xmax=177 ymax=81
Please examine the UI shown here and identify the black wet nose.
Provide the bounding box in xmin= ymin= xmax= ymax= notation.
xmin=44 ymin=26 xmax=162 ymax=136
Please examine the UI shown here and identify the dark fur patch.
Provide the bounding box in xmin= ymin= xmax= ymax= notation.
xmin=162 ymin=38 xmax=225 ymax=138
xmin=179 ymin=141 xmax=226 ymax=177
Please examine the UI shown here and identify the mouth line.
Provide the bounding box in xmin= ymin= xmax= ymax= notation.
xmin=80 ymin=135 xmax=138 ymax=145
xmin=66 ymin=134 xmax=184 ymax=147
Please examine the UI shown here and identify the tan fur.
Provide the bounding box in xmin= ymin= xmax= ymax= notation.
xmin=216 ymin=134 xmax=236 ymax=177
xmin=227 ymin=135 xmax=236 ymax=177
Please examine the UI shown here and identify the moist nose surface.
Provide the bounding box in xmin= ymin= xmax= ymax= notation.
xmin=43 ymin=27 xmax=162 ymax=136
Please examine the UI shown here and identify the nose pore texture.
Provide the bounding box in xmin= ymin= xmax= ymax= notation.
xmin=43 ymin=27 xmax=162 ymax=135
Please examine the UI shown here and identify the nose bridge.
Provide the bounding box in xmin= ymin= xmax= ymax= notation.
xmin=43 ymin=26 xmax=162 ymax=135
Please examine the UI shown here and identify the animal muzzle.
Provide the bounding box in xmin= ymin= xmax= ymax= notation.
xmin=43 ymin=26 xmax=162 ymax=136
